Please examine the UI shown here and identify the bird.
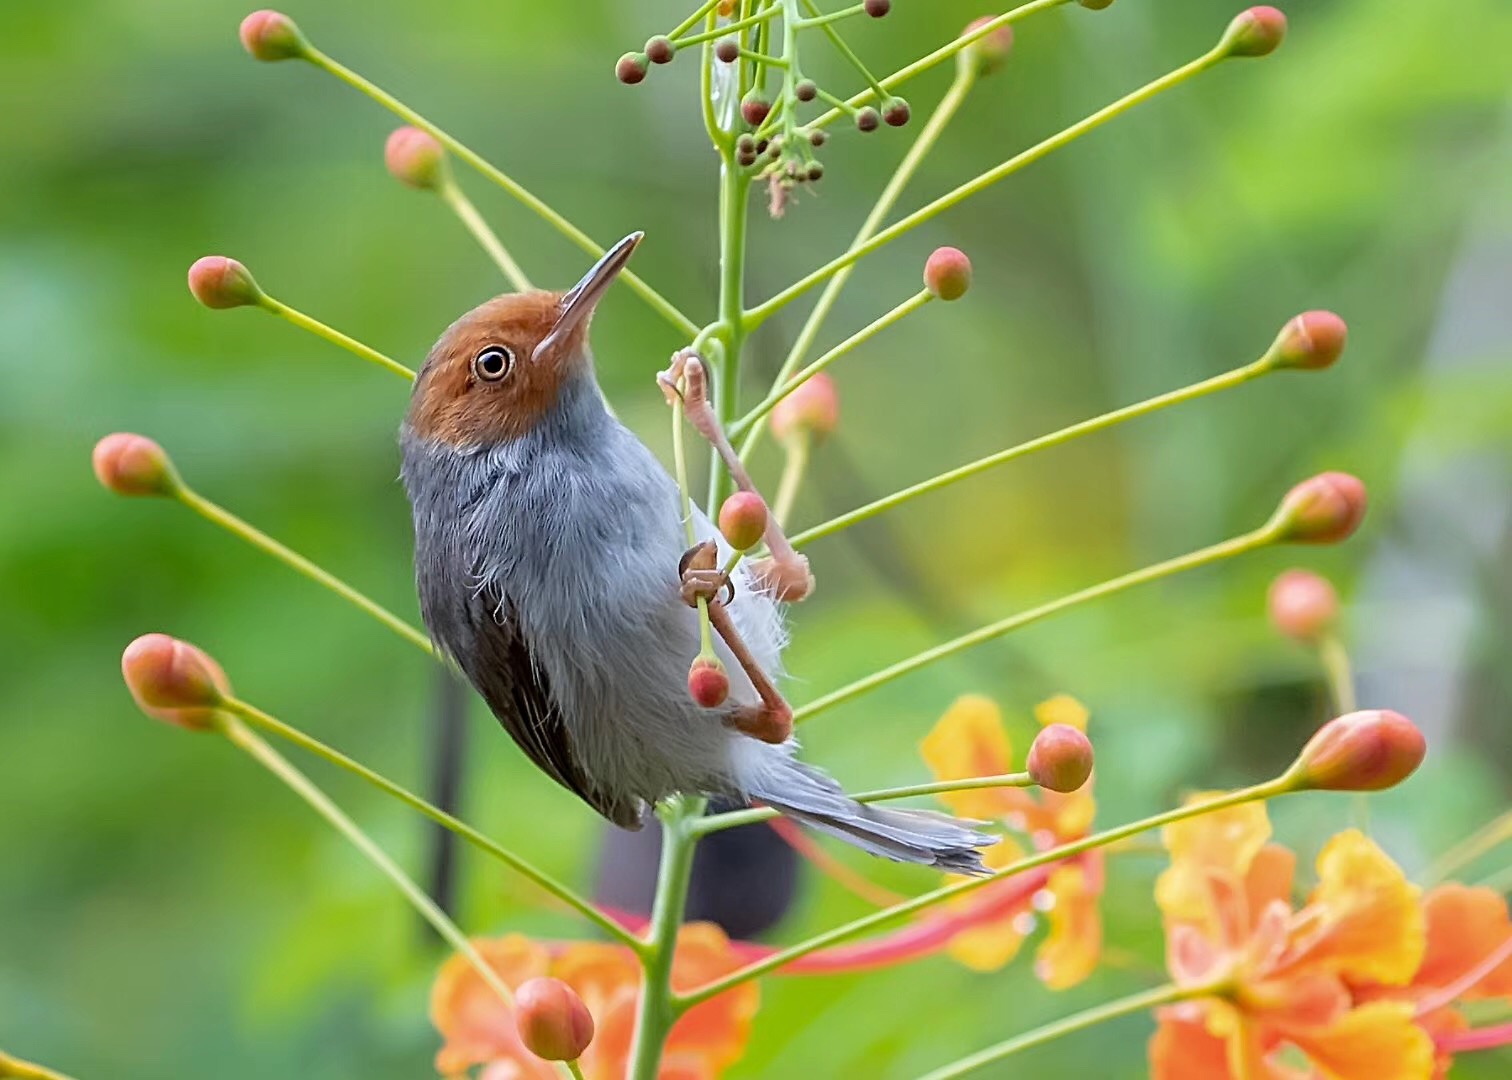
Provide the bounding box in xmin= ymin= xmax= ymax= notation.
xmin=399 ymin=232 xmax=994 ymax=873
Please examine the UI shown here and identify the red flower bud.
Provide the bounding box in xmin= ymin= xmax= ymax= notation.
xmin=187 ymin=256 xmax=264 ymax=310
xmin=958 ymin=17 xmax=1015 ymax=78
xmin=514 ymin=977 xmax=595 ymax=1063
xmin=855 ymin=107 xmax=880 ymax=133
xmin=1269 ymin=472 xmax=1368 ymax=545
xmin=882 ymin=98 xmax=911 ymax=127
xmin=795 ymin=79 xmax=818 ymax=103
xmin=1220 ymin=6 xmax=1287 ymax=58
xmin=645 ymin=36 xmax=675 ymax=65
xmin=1027 ymin=723 xmax=1094 ymax=794
xmin=122 ymin=634 xmax=231 ymax=731
xmin=1267 ymin=569 xmax=1339 ymax=642
xmin=924 ymin=247 xmax=973 ymax=301
xmin=616 ymin=53 xmax=648 ymax=85
xmin=384 ymin=127 xmax=447 ymax=191
xmin=741 ymin=93 xmax=771 ymax=127
xmin=239 ymin=10 xmax=309 ymax=62
xmin=1269 ymin=310 xmax=1347 ymax=371
xmin=865 ymin=0 xmax=891 ymax=15
xmin=715 ymin=38 xmax=740 ymax=64
xmin=719 ymin=492 xmax=769 ymax=551
xmin=1288 ymin=710 xmax=1426 ymax=792
xmin=93 ymin=433 xmax=180 ymax=497
xmin=688 ymin=657 xmax=730 ymax=708
xmin=771 ymin=373 xmax=839 ymax=443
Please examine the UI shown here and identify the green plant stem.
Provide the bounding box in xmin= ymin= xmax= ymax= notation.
xmin=302 ymin=48 xmax=698 ymax=338
xmin=223 ymin=698 xmax=639 ymax=948
xmin=174 ymin=487 xmax=434 ymax=656
xmin=672 ymin=0 xmax=730 ymax=41
xmin=1317 ymin=632 xmax=1357 ymax=715
xmin=794 ymin=525 xmax=1278 ymax=723
xmin=916 ymin=981 xmax=1208 ymax=1079
xmin=218 ymin=716 xmax=575 ymax=1074
xmin=749 ymin=45 xmax=1227 ymax=326
xmin=626 ymin=797 xmax=705 ymax=1080
xmin=701 ymin=7 xmax=724 ymax=148
xmin=800 ymin=0 xmax=886 ymax=100
xmin=676 ymin=779 xmax=1288 ymax=1007
xmin=771 ymin=432 xmax=810 ymax=524
xmin=565 ymin=1062 xmax=587 ymax=1080
xmin=707 ymin=163 xmax=751 ymax=512
xmin=797 ymin=4 xmax=866 ymax=31
xmin=670 ymin=374 xmax=716 ymax=657
xmin=1425 ymin=809 xmax=1512 ymax=886
xmin=809 ymin=0 xmax=1072 ymax=129
xmin=739 ymin=52 xmax=975 ymax=461
xmin=0 ymin=1051 xmax=79 ymax=1080
xmin=677 ymin=6 xmax=777 ymax=48
xmin=790 ymin=359 xmax=1271 ymax=548
xmin=439 ymin=179 xmax=533 ymax=292
xmin=257 ymin=296 xmax=414 ymax=380
xmin=732 ymin=290 xmax=934 ymax=437
xmin=693 ymin=771 xmax=1035 ymax=835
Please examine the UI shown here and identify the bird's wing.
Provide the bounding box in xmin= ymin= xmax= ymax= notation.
xmin=461 ymin=591 xmax=644 ymax=829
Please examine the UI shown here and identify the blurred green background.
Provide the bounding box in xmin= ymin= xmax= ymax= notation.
xmin=3 ymin=0 xmax=1511 ymax=1076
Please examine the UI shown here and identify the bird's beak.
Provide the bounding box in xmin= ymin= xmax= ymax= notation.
xmin=532 ymin=231 xmax=644 ymax=363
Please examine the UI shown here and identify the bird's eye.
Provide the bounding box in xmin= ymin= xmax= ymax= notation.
xmin=472 ymin=345 xmax=514 ymax=382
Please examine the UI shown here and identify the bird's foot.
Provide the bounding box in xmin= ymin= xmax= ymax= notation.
xmin=726 ymin=700 xmax=793 ymax=745
xmin=705 ymin=601 xmax=793 ymax=745
xmin=678 ymin=540 xmax=733 ymax=608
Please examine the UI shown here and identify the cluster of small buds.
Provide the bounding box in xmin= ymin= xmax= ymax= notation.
xmin=514 ymin=977 xmax=595 ymax=1063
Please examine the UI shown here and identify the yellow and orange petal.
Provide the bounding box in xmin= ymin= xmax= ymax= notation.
xmin=1287 ymin=830 xmax=1423 ymax=987
xmin=945 ymin=837 xmax=1032 ymax=972
xmin=666 ymin=923 xmax=762 ymax=1078
xmin=431 ymin=935 xmax=552 ymax=1077
xmin=1414 ymin=883 xmax=1512 ymax=999
xmin=1034 ymin=694 xmax=1089 ymax=732
xmin=1034 ymin=863 xmax=1102 ymax=990
xmin=1150 ymin=1003 xmax=1237 ymax=1080
xmin=1285 ymin=1000 xmax=1434 ymax=1080
xmin=920 ymin=695 xmax=1019 ymax=821
xmin=552 ymin=943 xmax=641 ymax=1080
xmin=1156 ymin=797 xmax=1273 ymax=932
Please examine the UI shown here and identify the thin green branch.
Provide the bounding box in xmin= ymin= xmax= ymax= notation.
xmin=692 ymin=771 xmax=1034 ymax=835
xmin=749 ymin=44 xmax=1227 ymax=326
xmin=675 ymin=779 xmax=1288 ymax=1008
xmin=1425 ymin=809 xmax=1512 ymax=887
xmin=671 ymin=0 xmax=725 ymax=41
xmin=675 ymin=6 xmax=778 ymax=48
xmin=801 ymin=0 xmax=887 ymax=100
xmin=701 ymin=8 xmax=725 ymax=149
xmin=794 ymin=525 xmax=1279 ymax=724
xmin=796 ymin=4 xmax=867 ymax=31
xmin=224 ymin=698 xmax=641 ymax=948
xmin=256 ymin=295 xmax=414 ymax=380
xmin=771 ymin=431 xmax=810 ymax=524
xmin=1317 ymin=632 xmax=1357 ymax=715
xmin=174 ymin=487 xmax=435 ymax=656
xmin=789 ymin=358 xmax=1272 ymax=548
xmin=301 ymin=47 xmax=699 ymax=338
xmin=0 ymin=1051 xmax=79 ymax=1080
xmin=732 ymin=289 xmax=934 ymax=438
xmin=438 ymin=178 xmax=534 ymax=292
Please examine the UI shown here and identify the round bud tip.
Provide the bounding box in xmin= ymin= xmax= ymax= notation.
xmin=1079 ymin=0 xmax=1116 ymax=9
xmin=645 ymin=36 xmax=675 ymax=65
xmin=688 ymin=657 xmax=730 ymax=709
xmin=1271 ymin=310 xmax=1347 ymax=371
xmin=121 ymin=634 xmax=231 ymax=731
xmin=514 ymin=977 xmax=595 ymax=1063
xmin=795 ymin=79 xmax=818 ymax=103
xmin=715 ymin=38 xmax=740 ymax=64
xmin=93 ymin=433 xmax=179 ymax=498
xmin=924 ymin=247 xmax=973 ymax=301
xmin=883 ymin=98 xmax=911 ymax=127
xmin=719 ymin=492 xmax=769 ymax=552
xmin=865 ymin=0 xmax=891 ymax=15
xmin=188 ymin=256 xmax=263 ymax=310
xmin=239 ymin=10 xmax=309 ymax=62
xmin=741 ymin=94 xmax=771 ymax=127
xmin=616 ymin=53 xmax=648 ymax=85
xmin=1221 ymin=6 xmax=1287 ymax=58
xmin=384 ymin=127 xmax=447 ymax=191
xmin=1267 ymin=569 xmax=1339 ymax=642
xmin=958 ymin=17 xmax=1015 ymax=78
xmin=1270 ymin=472 xmax=1368 ymax=545
xmin=1027 ymin=724 xmax=1094 ymax=794
xmin=855 ymin=107 xmax=880 ymax=133
xmin=1288 ymin=710 xmax=1426 ymax=792
xmin=771 ymin=373 xmax=840 ymax=443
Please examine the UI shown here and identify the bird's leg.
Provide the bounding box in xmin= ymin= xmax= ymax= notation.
xmin=677 ymin=541 xmax=793 ymax=745
xmin=659 ymin=350 xmax=814 ymax=602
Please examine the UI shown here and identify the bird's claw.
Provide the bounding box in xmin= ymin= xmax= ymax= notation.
xmin=679 ymin=541 xmax=734 ymax=607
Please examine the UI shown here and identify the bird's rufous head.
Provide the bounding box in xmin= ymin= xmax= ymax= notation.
xmin=406 ymin=232 xmax=642 ymax=446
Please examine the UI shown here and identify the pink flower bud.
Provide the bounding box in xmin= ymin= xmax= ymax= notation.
xmin=646 ymin=36 xmax=676 ymax=65
xmin=1027 ymin=723 xmax=1094 ymax=794
xmin=514 ymin=977 xmax=595 ymax=1062
xmin=771 ymin=373 xmax=839 ymax=443
xmin=1288 ymin=710 xmax=1426 ymax=792
xmin=384 ymin=127 xmax=447 ymax=191
xmin=688 ymin=657 xmax=730 ymax=709
xmin=924 ymin=247 xmax=973 ymax=301
xmin=741 ymin=93 xmax=771 ymax=127
xmin=865 ymin=0 xmax=891 ymax=15
xmin=958 ymin=17 xmax=1015 ymax=78
xmin=719 ymin=492 xmax=769 ymax=551
xmin=122 ymin=634 xmax=231 ymax=731
xmin=1269 ymin=310 xmax=1347 ymax=371
xmin=239 ymin=10 xmax=309 ymax=62
xmin=1220 ymin=6 xmax=1287 ymax=58
xmin=616 ymin=53 xmax=648 ymax=85
xmin=187 ymin=256 xmax=264 ymax=310
xmin=1267 ymin=569 xmax=1339 ymax=642
xmin=93 ymin=434 xmax=179 ymax=497
xmin=882 ymin=98 xmax=911 ymax=127
xmin=1270 ymin=472 xmax=1368 ymax=545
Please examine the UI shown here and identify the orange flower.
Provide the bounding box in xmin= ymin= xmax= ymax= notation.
xmin=1150 ymin=798 xmax=1433 ymax=1080
xmin=919 ymin=694 xmax=1101 ymax=987
xmin=430 ymin=922 xmax=758 ymax=1079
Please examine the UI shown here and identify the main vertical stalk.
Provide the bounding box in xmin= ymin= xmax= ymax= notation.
xmin=708 ymin=158 xmax=752 ymax=513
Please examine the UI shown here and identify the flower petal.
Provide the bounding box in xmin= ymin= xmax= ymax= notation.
xmin=1034 ymin=694 xmax=1089 ymax=732
xmin=920 ymin=695 xmax=1020 ymax=820
xmin=1415 ymin=884 xmax=1512 ymax=999
xmin=1287 ymin=1000 xmax=1434 ymax=1080
xmin=552 ymin=942 xmax=641 ymax=1080
xmin=1150 ymin=1004 xmax=1236 ymax=1080
xmin=667 ymin=923 xmax=761 ymax=1078
xmin=1034 ymin=863 xmax=1102 ymax=989
xmin=1157 ymin=797 xmax=1272 ymax=934
xmin=1294 ymin=830 xmax=1424 ymax=986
